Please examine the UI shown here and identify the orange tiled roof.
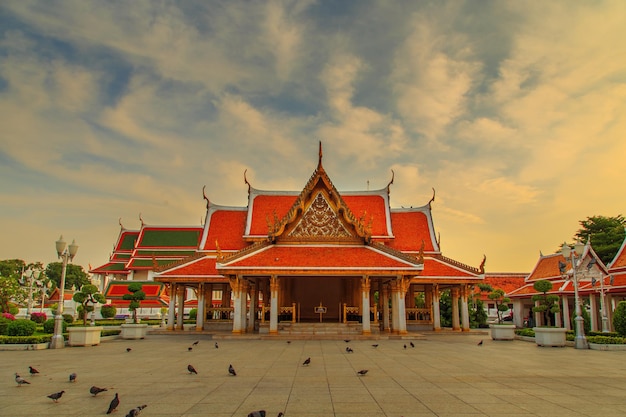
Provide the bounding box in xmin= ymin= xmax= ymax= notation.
xmin=609 ymin=236 xmax=626 ymax=272
xmin=420 ymin=258 xmax=478 ymax=278
xmin=342 ymin=194 xmax=389 ymax=237
xmin=527 ymin=253 xmax=569 ymax=281
xmin=247 ymin=194 xmax=298 ymax=236
xmin=202 ymin=209 xmax=248 ymax=250
xmin=386 ymin=210 xmax=435 ymax=252
xmin=220 ymin=245 xmax=422 ymax=270
xmin=157 ymin=257 xmax=221 ymax=277
xmin=481 ymin=274 xmax=527 ymax=294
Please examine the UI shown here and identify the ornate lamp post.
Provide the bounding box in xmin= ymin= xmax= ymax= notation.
xmin=561 ymin=241 xmax=588 ymax=349
xmin=21 ymin=268 xmax=42 ymax=320
xmin=50 ymin=236 xmax=78 ymax=349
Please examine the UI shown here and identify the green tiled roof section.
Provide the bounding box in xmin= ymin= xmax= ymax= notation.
xmin=131 ymin=259 xmax=177 ymax=267
xmin=114 ymin=253 xmax=131 ymax=259
xmin=135 ymin=250 xmax=196 ymax=256
xmin=102 ymin=263 xmax=128 ymax=271
xmin=120 ymin=234 xmax=137 ymax=250
xmin=139 ymin=230 xmax=201 ymax=247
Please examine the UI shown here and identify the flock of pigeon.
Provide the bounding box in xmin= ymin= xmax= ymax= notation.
xmin=13 ymin=338 xmax=424 ymax=416
xmin=14 ymin=364 xmax=142 ymax=416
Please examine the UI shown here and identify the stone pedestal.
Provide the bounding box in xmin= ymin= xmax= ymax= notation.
xmin=68 ymin=326 xmax=103 ymax=346
xmin=121 ymin=323 xmax=149 ymax=340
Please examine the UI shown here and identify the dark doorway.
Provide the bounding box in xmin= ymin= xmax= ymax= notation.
xmin=292 ymin=277 xmax=342 ymax=322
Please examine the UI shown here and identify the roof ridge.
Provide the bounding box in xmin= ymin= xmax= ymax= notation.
xmin=432 ymin=254 xmax=481 ymax=275
xmin=155 ymin=251 xmax=208 ymax=272
xmin=368 ymin=241 xmax=422 ymax=266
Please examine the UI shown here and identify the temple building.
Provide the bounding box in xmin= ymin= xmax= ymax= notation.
xmin=91 ymin=145 xmax=486 ymax=336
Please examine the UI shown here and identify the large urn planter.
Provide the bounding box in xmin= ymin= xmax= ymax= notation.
xmin=121 ymin=323 xmax=149 ymax=340
xmin=68 ymin=326 xmax=103 ymax=347
xmin=533 ymin=327 xmax=567 ymax=347
xmin=490 ymin=324 xmax=516 ymax=340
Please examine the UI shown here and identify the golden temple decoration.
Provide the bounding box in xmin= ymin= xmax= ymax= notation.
xmin=479 ymin=254 xmax=486 ymax=274
xmin=289 ymin=193 xmax=351 ymax=238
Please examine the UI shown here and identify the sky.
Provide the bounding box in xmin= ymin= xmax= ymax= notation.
xmin=1 ymin=1 xmax=625 ymax=275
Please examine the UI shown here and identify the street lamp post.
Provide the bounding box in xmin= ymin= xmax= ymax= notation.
xmin=561 ymin=241 xmax=588 ymax=349
xmin=21 ymin=268 xmax=42 ymax=320
xmin=50 ymin=236 xmax=78 ymax=349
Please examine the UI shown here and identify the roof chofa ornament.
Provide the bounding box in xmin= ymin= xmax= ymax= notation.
xmin=244 ymin=169 xmax=251 ymax=194
xmin=479 ymin=254 xmax=486 ymax=274
xmin=119 ymin=217 xmax=125 ymax=231
xmin=139 ymin=213 xmax=145 ymax=227
xmin=202 ymin=185 xmax=210 ymax=210
xmin=428 ymin=188 xmax=436 ymax=206
xmin=386 ymin=170 xmax=395 ymax=194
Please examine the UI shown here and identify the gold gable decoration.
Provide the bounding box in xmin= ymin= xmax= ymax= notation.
xmin=289 ymin=192 xmax=352 ymax=238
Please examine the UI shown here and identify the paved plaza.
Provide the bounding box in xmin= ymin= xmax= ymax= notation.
xmin=2 ymin=332 xmax=626 ymax=417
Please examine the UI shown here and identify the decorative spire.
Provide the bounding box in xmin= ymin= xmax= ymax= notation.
xmin=428 ymin=188 xmax=436 ymax=206
xmin=479 ymin=255 xmax=486 ymax=274
xmin=386 ymin=170 xmax=394 ymax=194
xmin=202 ymin=185 xmax=210 ymax=210
xmin=317 ymin=141 xmax=323 ymax=170
xmin=139 ymin=213 xmax=145 ymax=227
xmin=119 ymin=217 xmax=125 ymax=231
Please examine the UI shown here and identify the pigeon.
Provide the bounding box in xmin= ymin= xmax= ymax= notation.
xmin=90 ymin=385 xmax=108 ymax=396
xmin=371 ymin=344 xmax=379 ymax=348
xmin=410 ymin=341 xmax=415 ymax=348
xmin=229 ymin=364 xmax=237 ymax=376
xmin=302 ymin=357 xmax=311 ymax=366
xmin=286 ymin=340 xmax=291 ymax=344
xmin=15 ymin=373 xmax=30 ymax=386
xmin=248 ymin=411 xmax=266 ymax=417
xmin=477 ymin=340 xmax=483 ymax=346
xmin=192 ymin=340 xmax=199 ymax=346
xmin=47 ymin=390 xmax=65 ymax=402
xmin=215 ymin=342 xmax=219 ymax=349
xmin=344 ymin=339 xmax=351 ymax=343
xmin=107 ymin=393 xmax=120 ymax=414
xmin=126 ymin=348 xmax=132 ymax=352
xmin=187 ymin=364 xmax=198 ymax=374
xmin=357 ymin=369 xmax=369 ymax=376
xmin=403 ymin=344 xmax=407 ymax=349
xmin=188 ymin=347 xmax=193 ymax=351
xmin=125 ymin=404 xmax=147 ymax=417
xmin=69 ymin=373 xmax=77 ymax=382
xmin=346 ymin=347 xmax=353 ymax=353
xmin=28 ymin=366 xmax=40 ymax=376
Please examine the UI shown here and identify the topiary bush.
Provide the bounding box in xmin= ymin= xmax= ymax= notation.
xmin=43 ymin=318 xmax=67 ymax=334
xmin=189 ymin=308 xmax=197 ymax=320
xmin=63 ymin=314 xmax=74 ymax=324
xmin=100 ymin=304 xmax=116 ymax=319
xmin=613 ymin=301 xmax=626 ymax=336
xmin=532 ymin=280 xmax=560 ymax=326
xmin=7 ymin=319 xmax=37 ymax=336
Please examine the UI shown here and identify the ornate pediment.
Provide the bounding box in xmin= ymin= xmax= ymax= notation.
xmin=288 ymin=192 xmax=352 ymax=239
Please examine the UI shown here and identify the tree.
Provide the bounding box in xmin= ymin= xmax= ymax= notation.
xmin=0 ymin=277 xmax=26 ymax=313
xmin=72 ymin=284 xmax=106 ymax=325
xmin=0 ymin=259 xmax=26 ymax=280
xmin=574 ymin=215 xmax=626 ymax=265
xmin=532 ymin=280 xmax=560 ymax=326
xmin=122 ymin=283 xmax=146 ymax=323
xmin=45 ymin=262 xmax=89 ymax=291
xmin=613 ymin=301 xmax=626 ymax=336
xmin=479 ymin=283 xmax=510 ymax=324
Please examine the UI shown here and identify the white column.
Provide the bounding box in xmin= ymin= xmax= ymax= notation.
xmin=167 ymin=283 xmax=176 ymax=330
xmin=432 ymin=284 xmax=441 ymax=331
xmin=451 ymin=287 xmax=460 ymax=331
xmin=240 ymin=280 xmax=248 ymax=332
xmin=606 ymin=294 xmax=614 ymax=331
xmin=460 ymin=284 xmax=470 ymax=332
xmin=247 ymin=281 xmax=257 ymax=333
xmin=390 ymin=283 xmax=400 ymax=333
xmin=513 ymin=299 xmax=523 ymax=328
xmin=269 ymin=276 xmax=279 ymax=335
xmin=195 ymin=283 xmax=205 ymax=331
xmin=555 ymin=298 xmax=563 ymax=328
xmin=176 ymin=286 xmax=185 ymax=330
xmin=589 ymin=293 xmax=598 ymax=332
xmin=561 ymin=297 xmax=571 ymax=330
xmin=361 ymin=276 xmax=371 ymax=335
xmin=231 ymin=277 xmax=243 ymax=334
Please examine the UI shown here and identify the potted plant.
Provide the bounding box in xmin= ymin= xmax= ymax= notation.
xmin=532 ymin=280 xmax=566 ymax=347
xmin=121 ymin=283 xmax=148 ymax=339
xmin=68 ymin=284 xmax=106 ymax=346
xmin=480 ymin=284 xmax=515 ymax=340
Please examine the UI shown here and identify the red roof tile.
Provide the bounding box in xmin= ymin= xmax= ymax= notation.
xmin=158 ymin=257 xmax=220 ymax=277
xmin=203 ymin=209 xmax=248 ymax=250
xmin=342 ymin=195 xmax=389 ymax=236
xmin=248 ymin=194 xmax=298 ymax=236
xmin=221 ymin=245 xmax=421 ymax=269
xmin=387 ymin=211 xmax=435 ymax=252
xmin=528 ymin=254 xmax=569 ymax=281
xmin=420 ymin=258 xmax=476 ymax=278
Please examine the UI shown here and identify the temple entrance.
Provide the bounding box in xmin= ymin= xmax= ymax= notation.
xmin=291 ymin=277 xmax=343 ymax=322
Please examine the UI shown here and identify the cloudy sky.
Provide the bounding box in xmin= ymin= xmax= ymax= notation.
xmin=1 ymin=1 xmax=625 ymax=274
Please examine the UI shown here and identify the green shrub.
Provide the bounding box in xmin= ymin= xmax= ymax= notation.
xmin=0 ymin=335 xmax=52 ymax=344
xmin=515 ymin=328 xmax=535 ymax=337
xmin=613 ymin=301 xmax=626 ymax=336
xmin=0 ymin=317 xmax=12 ymax=335
xmin=100 ymin=304 xmax=116 ymax=319
xmin=8 ymin=304 xmax=19 ymax=315
xmin=189 ymin=308 xmax=198 ymax=320
xmin=532 ymin=280 xmax=560 ymax=326
xmin=101 ymin=329 xmax=121 ymax=337
xmin=571 ymin=308 xmax=591 ymax=334
xmin=7 ymin=319 xmax=37 ymax=336
xmin=589 ymin=331 xmax=619 ymax=337
xmin=43 ymin=318 xmax=67 ymax=334
xmin=587 ymin=335 xmax=626 ymax=344
xmin=63 ymin=314 xmax=74 ymax=324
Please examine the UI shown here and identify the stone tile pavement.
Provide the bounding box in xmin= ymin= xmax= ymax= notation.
xmin=2 ymin=332 xmax=626 ymax=417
